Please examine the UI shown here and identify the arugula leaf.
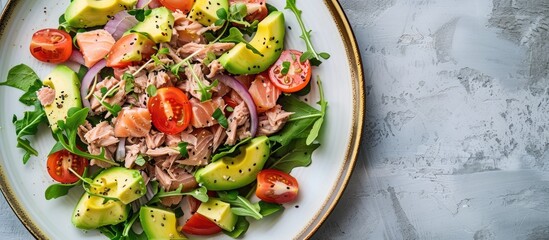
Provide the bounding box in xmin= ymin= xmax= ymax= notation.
xmin=268 ymin=138 xmax=320 ymax=173
xmin=12 ymin=102 xmax=47 ymax=164
xmin=128 ymin=9 xmax=152 ymax=22
xmin=0 ymin=64 xmax=41 ymax=91
xmin=184 ymin=61 xmax=219 ymax=101
xmin=76 ymin=65 xmax=88 ymax=81
xmin=18 ymin=81 xmax=42 ymax=106
xmin=285 ymin=0 xmax=330 ymax=66
xmin=269 ymin=95 xmax=321 ymax=146
xmin=281 ymin=61 xmax=291 ymax=75
xmin=218 ymin=191 xmax=262 ymax=220
xmin=55 ymin=107 xmax=119 ymax=166
xmin=223 ymin=216 xmax=249 ymax=238
xmin=178 ymin=142 xmax=189 ymax=158
xmin=306 ymin=78 xmax=327 ymax=144
xmin=93 ymin=94 xmax=122 ymax=117
xmin=203 ymin=51 xmax=217 ymax=66
xmin=48 ymin=141 xmax=65 ymax=155
xmin=123 ymin=73 xmax=135 ymax=94
xmin=212 ymin=108 xmax=228 ymax=128
xmin=149 ymin=185 xmax=209 ymax=204
xmin=146 ymin=85 xmax=157 ymax=97
xmin=258 ymin=201 xmax=284 ymax=217
xmin=134 ymin=154 xmax=147 ymax=166
xmin=220 ymin=28 xmax=264 ymax=57
xmin=44 ymin=168 xmax=88 ymax=200
xmin=211 ymin=138 xmax=252 ymax=162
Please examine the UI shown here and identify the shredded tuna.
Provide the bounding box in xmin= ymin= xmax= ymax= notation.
xmin=125 ymin=140 xmax=147 ymax=168
xmin=88 ymin=145 xmax=116 ymax=168
xmin=225 ymin=102 xmax=250 ymax=145
xmin=155 ymin=165 xmax=197 ymax=206
xmin=36 ymin=87 xmax=55 ymax=107
xmin=206 ymin=60 xmax=225 ymax=79
xmin=258 ymin=105 xmax=293 ymax=135
xmin=84 ymin=121 xmax=119 ymax=147
xmin=180 ymin=132 xmax=198 ymax=146
xmin=77 ymin=121 xmax=93 ymax=144
xmin=165 ymin=134 xmax=182 ymax=147
xmin=184 ymin=64 xmax=213 ymax=100
xmin=172 ymin=11 xmax=221 ymax=44
xmin=177 ymin=42 xmax=235 ymax=62
xmin=145 ymin=130 xmax=166 ymax=149
xmin=210 ymin=124 xmax=227 ymax=152
xmin=146 ymin=147 xmax=180 ymax=157
xmin=177 ymin=129 xmax=213 ymax=166
xmin=148 ymin=70 xmax=173 ymax=89
xmin=90 ymin=77 xmax=126 ymax=114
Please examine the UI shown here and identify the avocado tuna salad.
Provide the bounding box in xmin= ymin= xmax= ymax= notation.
xmin=1 ymin=0 xmax=331 ymax=238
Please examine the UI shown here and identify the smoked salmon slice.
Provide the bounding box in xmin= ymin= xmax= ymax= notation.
xmin=248 ymin=74 xmax=281 ymax=113
xmin=76 ymin=29 xmax=115 ymax=68
xmin=114 ymin=107 xmax=152 ymax=138
xmin=190 ymin=97 xmax=225 ymax=128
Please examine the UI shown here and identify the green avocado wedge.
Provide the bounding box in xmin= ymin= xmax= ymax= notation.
xmin=195 ymin=136 xmax=270 ymax=191
xmin=219 ymin=11 xmax=285 ymax=75
xmin=42 ymin=65 xmax=82 ymax=132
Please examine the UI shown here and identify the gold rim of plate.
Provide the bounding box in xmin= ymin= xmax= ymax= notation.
xmin=0 ymin=0 xmax=365 ymax=239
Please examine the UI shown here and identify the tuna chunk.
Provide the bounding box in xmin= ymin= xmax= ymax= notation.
xmin=190 ymin=97 xmax=225 ymax=128
xmin=225 ymin=102 xmax=249 ymax=145
xmin=36 ymin=87 xmax=55 ymax=107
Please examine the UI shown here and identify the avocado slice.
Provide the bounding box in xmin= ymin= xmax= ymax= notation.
xmin=196 ymin=198 xmax=237 ymax=231
xmin=72 ymin=193 xmax=129 ymax=229
xmin=129 ymin=7 xmax=174 ymax=43
xmin=42 ymin=65 xmax=82 ymax=132
xmin=92 ymin=167 xmax=146 ymax=204
xmin=64 ymin=0 xmax=137 ymax=28
xmin=140 ymin=206 xmax=187 ymax=239
xmin=195 ymin=136 xmax=270 ymax=191
xmin=219 ymin=11 xmax=285 ymax=75
xmin=188 ymin=0 xmax=229 ymax=26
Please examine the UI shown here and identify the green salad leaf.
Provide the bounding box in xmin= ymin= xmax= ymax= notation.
xmin=149 ymin=185 xmax=209 ymax=204
xmin=285 ymin=0 xmax=330 ymax=66
xmin=211 ymin=138 xmax=252 ymax=162
xmin=223 ymin=216 xmax=250 ymax=238
xmin=55 ymin=107 xmax=119 ymax=166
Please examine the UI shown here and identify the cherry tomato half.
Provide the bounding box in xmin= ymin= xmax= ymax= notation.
xmin=30 ymin=29 xmax=73 ymax=63
xmin=256 ymin=169 xmax=299 ymax=204
xmin=148 ymin=87 xmax=192 ymax=135
xmin=159 ymin=0 xmax=194 ymax=14
xmin=181 ymin=213 xmax=222 ymax=235
xmin=46 ymin=150 xmax=88 ymax=184
xmin=268 ymin=50 xmax=312 ymax=93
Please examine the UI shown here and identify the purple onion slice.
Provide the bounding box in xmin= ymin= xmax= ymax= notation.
xmin=215 ymin=74 xmax=258 ymax=136
xmin=80 ymin=59 xmax=106 ymax=108
xmin=104 ymin=11 xmax=138 ymax=40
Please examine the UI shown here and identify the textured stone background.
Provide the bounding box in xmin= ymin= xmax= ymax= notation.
xmin=1 ymin=0 xmax=549 ymax=239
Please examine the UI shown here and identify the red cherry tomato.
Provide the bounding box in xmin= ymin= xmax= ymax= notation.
xmin=159 ymin=0 xmax=194 ymax=14
xmin=268 ymin=50 xmax=312 ymax=93
xmin=147 ymin=87 xmax=192 ymax=135
xmin=181 ymin=213 xmax=222 ymax=235
xmin=46 ymin=150 xmax=88 ymax=184
xmin=256 ymin=169 xmax=299 ymax=204
xmin=106 ymin=33 xmax=156 ymax=68
xmin=29 ymin=29 xmax=72 ymax=63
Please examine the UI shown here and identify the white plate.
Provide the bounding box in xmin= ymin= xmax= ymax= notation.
xmin=0 ymin=0 xmax=363 ymax=239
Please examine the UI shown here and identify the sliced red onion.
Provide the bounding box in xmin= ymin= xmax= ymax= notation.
xmin=69 ymin=50 xmax=85 ymax=65
xmin=104 ymin=11 xmax=138 ymax=40
xmin=215 ymin=74 xmax=258 ymax=136
xmin=136 ymin=0 xmax=149 ymax=8
xmin=81 ymin=59 xmax=106 ymax=108
xmin=116 ymin=138 xmax=126 ymax=161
